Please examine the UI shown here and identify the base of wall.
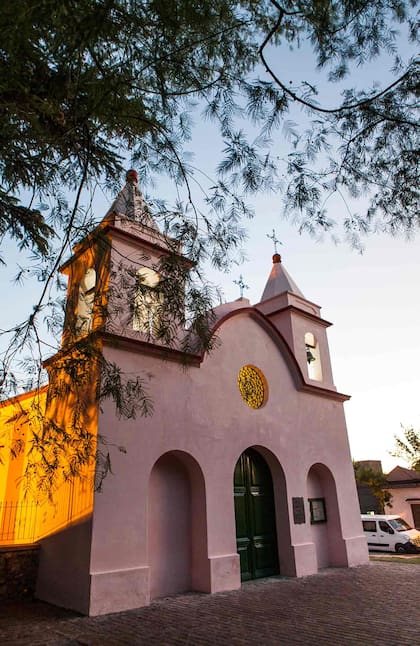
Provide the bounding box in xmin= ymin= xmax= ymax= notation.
xmin=343 ymin=535 xmax=370 ymax=567
xmin=291 ymin=536 xmax=369 ymax=576
xmin=89 ymin=566 xmax=150 ymax=616
xmin=208 ymin=553 xmax=241 ymax=593
xmin=0 ymin=544 xmax=40 ymax=600
xmin=292 ymin=542 xmax=318 ymax=577
xmin=36 ymin=519 xmax=93 ymax=615
xmin=87 ymin=555 xmax=241 ymax=616
xmin=35 ymin=541 xmax=368 ymax=617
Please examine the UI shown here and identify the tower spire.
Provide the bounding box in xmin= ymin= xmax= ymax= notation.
xmin=260 ymin=247 xmax=303 ymax=301
xmin=106 ymin=169 xmax=159 ymax=231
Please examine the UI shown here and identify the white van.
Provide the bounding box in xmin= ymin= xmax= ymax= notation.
xmin=361 ymin=514 xmax=420 ymax=554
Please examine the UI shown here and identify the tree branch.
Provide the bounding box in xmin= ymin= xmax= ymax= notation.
xmin=259 ymin=1 xmax=413 ymax=116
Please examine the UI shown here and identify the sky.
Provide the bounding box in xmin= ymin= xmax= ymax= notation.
xmin=1 ymin=15 xmax=418 ymax=474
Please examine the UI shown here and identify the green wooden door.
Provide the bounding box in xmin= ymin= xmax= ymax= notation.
xmin=234 ymin=449 xmax=280 ymax=581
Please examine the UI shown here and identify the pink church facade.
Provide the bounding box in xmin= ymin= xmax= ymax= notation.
xmin=36 ymin=172 xmax=369 ymax=615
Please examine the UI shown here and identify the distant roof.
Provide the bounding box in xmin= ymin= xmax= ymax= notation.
xmin=386 ymin=465 xmax=420 ymax=483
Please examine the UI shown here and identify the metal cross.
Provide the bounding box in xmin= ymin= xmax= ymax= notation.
xmin=233 ymin=274 xmax=249 ymax=298
xmin=266 ymin=229 xmax=282 ymax=254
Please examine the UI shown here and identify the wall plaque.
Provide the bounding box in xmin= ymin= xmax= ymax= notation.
xmin=309 ymin=498 xmax=327 ymax=524
xmin=292 ymin=497 xmax=306 ymax=524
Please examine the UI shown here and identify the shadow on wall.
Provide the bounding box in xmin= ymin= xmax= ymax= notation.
xmin=307 ymin=463 xmax=346 ymax=569
xmin=148 ymin=451 xmax=209 ymax=599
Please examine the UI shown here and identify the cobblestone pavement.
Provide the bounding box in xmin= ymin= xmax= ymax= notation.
xmin=1 ymin=562 xmax=419 ymax=646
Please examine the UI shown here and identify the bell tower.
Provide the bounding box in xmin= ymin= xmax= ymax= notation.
xmin=255 ymin=253 xmax=337 ymax=391
xmin=60 ymin=170 xmax=190 ymax=350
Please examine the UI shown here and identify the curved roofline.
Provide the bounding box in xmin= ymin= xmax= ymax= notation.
xmin=74 ymin=307 xmax=350 ymax=402
xmin=205 ymin=306 xmax=349 ymax=402
xmin=207 ymin=306 xmax=304 ymax=386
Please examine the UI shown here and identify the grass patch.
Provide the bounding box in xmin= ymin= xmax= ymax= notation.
xmin=370 ymin=555 xmax=420 ymax=564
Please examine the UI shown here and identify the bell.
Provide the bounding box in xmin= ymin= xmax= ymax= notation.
xmin=306 ymin=347 xmax=315 ymax=364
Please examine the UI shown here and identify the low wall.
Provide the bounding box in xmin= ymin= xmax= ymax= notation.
xmin=0 ymin=544 xmax=40 ymax=600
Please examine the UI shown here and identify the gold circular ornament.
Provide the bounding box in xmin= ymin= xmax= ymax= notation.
xmin=238 ymin=365 xmax=267 ymax=409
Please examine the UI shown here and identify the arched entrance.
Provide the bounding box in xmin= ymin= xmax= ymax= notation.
xmin=234 ymin=448 xmax=279 ymax=581
xmin=148 ymin=451 xmax=209 ymax=599
xmin=306 ymin=463 xmax=346 ymax=569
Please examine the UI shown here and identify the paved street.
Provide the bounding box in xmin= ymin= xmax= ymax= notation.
xmin=1 ymin=562 xmax=419 ymax=645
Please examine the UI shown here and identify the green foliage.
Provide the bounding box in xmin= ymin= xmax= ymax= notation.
xmin=1 ymin=1 xmax=418 ymax=259
xmin=354 ymin=461 xmax=393 ymax=510
xmin=391 ymin=425 xmax=420 ymax=472
xmin=99 ymin=357 xmax=154 ymax=419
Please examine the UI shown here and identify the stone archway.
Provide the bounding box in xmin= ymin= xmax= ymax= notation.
xmin=148 ymin=451 xmax=208 ymax=599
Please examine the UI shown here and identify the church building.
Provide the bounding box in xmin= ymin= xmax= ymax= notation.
xmin=2 ymin=171 xmax=369 ymax=615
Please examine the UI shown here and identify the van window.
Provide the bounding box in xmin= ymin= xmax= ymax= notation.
xmin=379 ymin=521 xmax=393 ymax=534
xmin=388 ymin=518 xmax=412 ymax=532
xmin=362 ymin=520 xmax=376 ymax=532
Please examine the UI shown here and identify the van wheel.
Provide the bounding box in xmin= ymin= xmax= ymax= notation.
xmin=395 ymin=544 xmax=407 ymax=554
